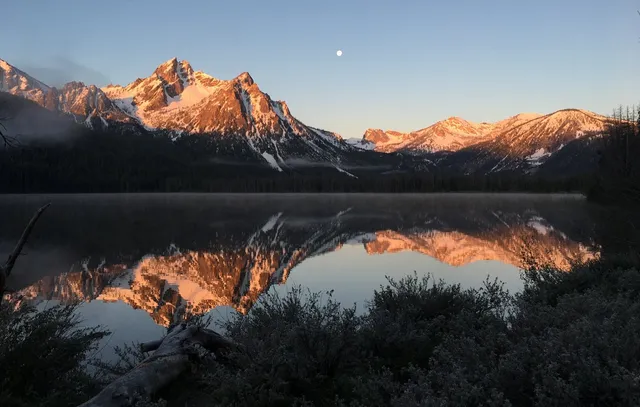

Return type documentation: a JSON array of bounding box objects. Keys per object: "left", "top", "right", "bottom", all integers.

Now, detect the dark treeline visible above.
[
  {"left": 588, "top": 105, "right": 640, "bottom": 206},
  {"left": 0, "top": 130, "right": 590, "bottom": 193},
  {"left": 586, "top": 106, "right": 640, "bottom": 266}
]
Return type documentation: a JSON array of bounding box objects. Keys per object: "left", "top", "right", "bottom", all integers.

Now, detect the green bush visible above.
[
  {"left": 199, "top": 287, "right": 364, "bottom": 406},
  {"left": 0, "top": 303, "right": 108, "bottom": 407}
]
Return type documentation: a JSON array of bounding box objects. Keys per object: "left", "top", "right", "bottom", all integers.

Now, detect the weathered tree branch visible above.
[
  {"left": 1, "top": 203, "right": 50, "bottom": 301},
  {"left": 0, "top": 111, "right": 18, "bottom": 148},
  {"left": 139, "top": 339, "right": 164, "bottom": 353},
  {"left": 79, "top": 324, "right": 242, "bottom": 407},
  {"left": 3, "top": 203, "right": 51, "bottom": 277}
]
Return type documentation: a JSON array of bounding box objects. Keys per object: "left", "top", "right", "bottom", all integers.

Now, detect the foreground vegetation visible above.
[
  {"left": 0, "top": 305, "right": 108, "bottom": 407},
  {"left": 4, "top": 257, "right": 640, "bottom": 407}
]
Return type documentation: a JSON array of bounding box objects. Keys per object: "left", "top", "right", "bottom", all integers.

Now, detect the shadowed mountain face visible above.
[{"left": 0, "top": 194, "right": 599, "bottom": 327}]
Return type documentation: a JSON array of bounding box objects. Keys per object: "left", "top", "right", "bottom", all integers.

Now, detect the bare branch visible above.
[
  {"left": 0, "top": 121, "right": 14, "bottom": 147},
  {"left": 2, "top": 203, "right": 51, "bottom": 277},
  {"left": 1, "top": 203, "right": 50, "bottom": 303},
  {"left": 139, "top": 339, "right": 163, "bottom": 353},
  {"left": 0, "top": 103, "right": 20, "bottom": 148}
]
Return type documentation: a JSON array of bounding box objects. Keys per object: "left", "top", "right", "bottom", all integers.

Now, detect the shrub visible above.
[
  {"left": 0, "top": 303, "right": 109, "bottom": 407},
  {"left": 200, "top": 287, "right": 364, "bottom": 406},
  {"left": 99, "top": 262, "right": 640, "bottom": 407}
]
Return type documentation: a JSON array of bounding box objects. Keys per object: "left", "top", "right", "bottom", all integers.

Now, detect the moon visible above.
[{"left": 336, "top": 50, "right": 343, "bottom": 57}]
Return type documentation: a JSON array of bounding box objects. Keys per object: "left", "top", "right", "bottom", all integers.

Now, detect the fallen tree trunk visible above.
[
  {"left": 79, "top": 324, "right": 242, "bottom": 407},
  {"left": 1, "top": 203, "right": 50, "bottom": 303}
]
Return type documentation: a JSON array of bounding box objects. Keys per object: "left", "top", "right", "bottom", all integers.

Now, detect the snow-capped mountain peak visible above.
[
  {"left": 361, "top": 116, "right": 496, "bottom": 153},
  {"left": 0, "top": 59, "right": 50, "bottom": 92},
  {"left": 101, "top": 58, "right": 295, "bottom": 136},
  {"left": 0, "top": 58, "right": 51, "bottom": 105},
  {"left": 0, "top": 56, "right": 618, "bottom": 177},
  {"left": 0, "top": 59, "right": 136, "bottom": 127},
  {"left": 434, "top": 108, "right": 613, "bottom": 174},
  {"left": 234, "top": 71, "right": 255, "bottom": 86},
  {"left": 0, "top": 56, "right": 358, "bottom": 175},
  {"left": 356, "top": 108, "right": 610, "bottom": 158},
  {"left": 100, "top": 58, "right": 355, "bottom": 172}
]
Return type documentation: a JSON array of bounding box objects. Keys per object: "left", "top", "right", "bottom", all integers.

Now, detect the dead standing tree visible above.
[
  {"left": 0, "top": 109, "right": 46, "bottom": 299},
  {"left": 0, "top": 104, "right": 18, "bottom": 148},
  {"left": 0, "top": 203, "right": 51, "bottom": 302}
]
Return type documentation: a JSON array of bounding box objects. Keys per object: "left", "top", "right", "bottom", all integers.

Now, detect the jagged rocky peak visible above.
[
  {"left": 59, "top": 82, "right": 107, "bottom": 115},
  {"left": 355, "top": 106, "right": 613, "bottom": 156},
  {"left": 422, "top": 116, "right": 494, "bottom": 136},
  {"left": 153, "top": 57, "right": 179, "bottom": 77},
  {"left": 442, "top": 116, "right": 467, "bottom": 124},
  {"left": 363, "top": 129, "right": 386, "bottom": 143},
  {"left": 0, "top": 57, "right": 348, "bottom": 162},
  {"left": 62, "top": 80, "right": 89, "bottom": 90},
  {"left": 234, "top": 71, "right": 255, "bottom": 87},
  {"left": 0, "top": 59, "right": 50, "bottom": 105},
  {"left": 152, "top": 57, "right": 197, "bottom": 94},
  {"left": 275, "top": 100, "right": 290, "bottom": 116},
  {"left": 363, "top": 128, "right": 407, "bottom": 144},
  {"left": 102, "top": 57, "right": 227, "bottom": 120},
  {"left": 0, "top": 60, "right": 130, "bottom": 125},
  {"left": 0, "top": 59, "right": 50, "bottom": 92}
]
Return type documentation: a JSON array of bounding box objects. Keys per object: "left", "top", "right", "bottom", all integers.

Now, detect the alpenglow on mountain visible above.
[
  {"left": 353, "top": 109, "right": 609, "bottom": 154},
  {"left": 0, "top": 57, "right": 614, "bottom": 176}
]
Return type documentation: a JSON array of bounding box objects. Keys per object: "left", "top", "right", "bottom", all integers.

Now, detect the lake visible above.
[{"left": 0, "top": 193, "right": 602, "bottom": 359}]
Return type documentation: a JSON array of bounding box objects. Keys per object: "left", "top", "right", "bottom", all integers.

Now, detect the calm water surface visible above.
[{"left": 0, "top": 193, "right": 602, "bottom": 359}]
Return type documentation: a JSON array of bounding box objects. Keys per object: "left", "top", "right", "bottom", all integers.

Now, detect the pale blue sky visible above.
[{"left": 1, "top": 0, "right": 638, "bottom": 138}]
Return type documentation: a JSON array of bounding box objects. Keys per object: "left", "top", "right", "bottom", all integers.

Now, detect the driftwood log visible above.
[
  {"left": 79, "top": 324, "right": 242, "bottom": 407},
  {"left": 0, "top": 203, "right": 50, "bottom": 303}
]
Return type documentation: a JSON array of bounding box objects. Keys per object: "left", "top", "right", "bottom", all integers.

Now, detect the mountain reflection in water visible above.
[{"left": 0, "top": 194, "right": 598, "bottom": 329}]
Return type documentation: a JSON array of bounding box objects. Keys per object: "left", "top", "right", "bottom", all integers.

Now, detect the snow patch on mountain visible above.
[
  {"left": 0, "top": 59, "right": 50, "bottom": 92},
  {"left": 165, "top": 83, "right": 216, "bottom": 111},
  {"left": 262, "top": 151, "right": 283, "bottom": 171},
  {"left": 345, "top": 233, "right": 377, "bottom": 245},
  {"left": 262, "top": 213, "right": 283, "bottom": 232},
  {"left": 527, "top": 217, "right": 553, "bottom": 236},
  {"left": 346, "top": 138, "right": 375, "bottom": 150},
  {"left": 335, "top": 166, "right": 357, "bottom": 178},
  {"left": 239, "top": 88, "right": 252, "bottom": 119},
  {"left": 526, "top": 148, "right": 551, "bottom": 166},
  {"left": 309, "top": 127, "right": 344, "bottom": 147}
]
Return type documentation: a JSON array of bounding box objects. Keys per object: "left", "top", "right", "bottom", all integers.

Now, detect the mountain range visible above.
[{"left": 0, "top": 57, "right": 614, "bottom": 177}]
